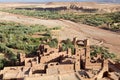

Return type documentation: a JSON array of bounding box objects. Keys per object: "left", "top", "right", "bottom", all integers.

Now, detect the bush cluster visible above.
[
  {"left": 0, "top": 21, "right": 60, "bottom": 68},
  {"left": 90, "top": 45, "right": 116, "bottom": 59}
]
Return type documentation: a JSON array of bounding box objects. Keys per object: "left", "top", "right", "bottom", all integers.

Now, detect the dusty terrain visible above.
[
  {"left": 0, "top": 2, "right": 120, "bottom": 12},
  {"left": 0, "top": 11, "right": 119, "bottom": 58}
]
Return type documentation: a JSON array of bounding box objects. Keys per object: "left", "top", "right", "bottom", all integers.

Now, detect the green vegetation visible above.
[
  {"left": 0, "top": 21, "right": 47, "bottom": 53},
  {"left": 0, "top": 21, "right": 60, "bottom": 69},
  {"left": 3, "top": 9, "right": 60, "bottom": 19},
  {"left": 48, "top": 38, "right": 58, "bottom": 48},
  {"left": 0, "top": 8, "right": 119, "bottom": 68},
  {"left": 61, "top": 39, "right": 75, "bottom": 54},
  {"left": 115, "top": 59, "right": 120, "bottom": 63},
  {"left": 0, "top": 59, "right": 4, "bottom": 69},
  {"left": 90, "top": 45, "right": 116, "bottom": 59},
  {"left": 0, "top": 20, "right": 116, "bottom": 68},
  {"left": 1, "top": 9, "right": 119, "bottom": 32}
]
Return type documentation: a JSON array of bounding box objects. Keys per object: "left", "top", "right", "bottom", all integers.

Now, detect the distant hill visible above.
[
  {"left": 0, "top": 0, "right": 120, "bottom": 3},
  {"left": 87, "top": 0, "right": 120, "bottom": 3}
]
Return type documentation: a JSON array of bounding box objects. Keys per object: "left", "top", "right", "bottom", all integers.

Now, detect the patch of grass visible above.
[
  {"left": 61, "top": 39, "right": 75, "bottom": 54},
  {"left": 0, "top": 21, "right": 62, "bottom": 68},
  {"left": 90, "top": 45, "right": 116, "bottom": 59},
  {"left": 0, "top": 21, "right": 60, "bottom": 59}
]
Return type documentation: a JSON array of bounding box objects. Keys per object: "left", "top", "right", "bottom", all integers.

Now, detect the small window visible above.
[
  {"left": 28, "top": 60, "right": 31, "bottom": 63},
  {"left": 33, "top": 58, "right": 37, "bottom": 61},
  {"left": 50, "top": 64, "right": 54, "bottom": 66}
]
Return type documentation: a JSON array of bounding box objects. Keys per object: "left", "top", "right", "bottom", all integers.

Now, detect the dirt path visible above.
[
  {"left": 60, "top": 20, "right": 120, "bottom": 55},
  {"left": 0, "top": 11, "right": 120, "bottom": 57}
]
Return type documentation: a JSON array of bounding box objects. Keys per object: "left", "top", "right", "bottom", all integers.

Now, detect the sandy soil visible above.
[{"left": 0, "top": 11, "right": 120, "bottom": 58}]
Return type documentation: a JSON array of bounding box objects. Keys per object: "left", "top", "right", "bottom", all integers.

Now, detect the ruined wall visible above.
[
  {"left": 85, "top": 63, "right": 102, "bottom": 70},
  {"left": 47, "top": 64, "right": 74, "bottom": 75},
  {"left": 25, "top": 57, "right": 38, "bottom": 67},
  {"left": 75, "top": 47, "right": 81, "bottom": 71},
  {"left": 40, "top": 53, "right": 60, "bottom": 63},
  {"left": 92, "top": 60, "right": 108, "bottom": 80},
  {"left": 32, "top": 64, "right": 46, "bottom": 74}
]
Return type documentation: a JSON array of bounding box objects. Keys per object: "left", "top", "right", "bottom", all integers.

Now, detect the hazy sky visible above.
[
  {"left": 0, "top": 0, "right": 119, "bottom": 3},
  {"left": 0, "top": 0, "right": 85, "bottom": 2}
]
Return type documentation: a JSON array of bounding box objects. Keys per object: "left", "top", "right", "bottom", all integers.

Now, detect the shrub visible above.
[
  {"left": 0, "top": 59, "right": 4, "bottom": 69},
  {"left": 61, "top": 39, "right": 75, "bottom": 54},
  {"left": 90, "top": 45, "right": 116, "bottom": 59},
  {"left": 48, "top": 38, "right": 58, "bottom": 48}
]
